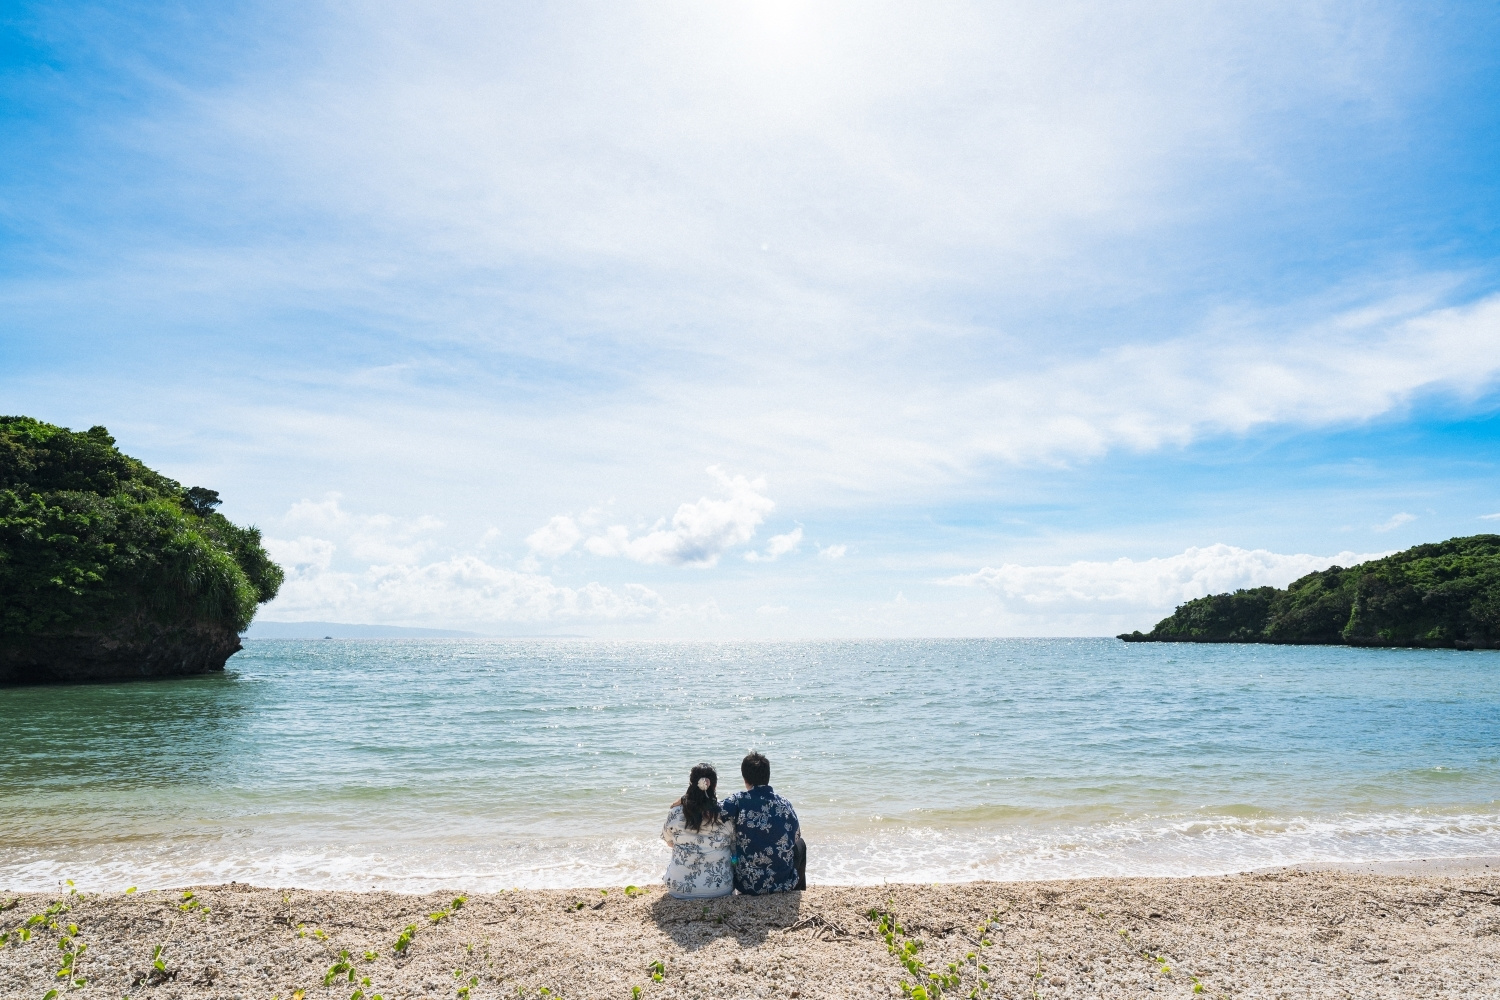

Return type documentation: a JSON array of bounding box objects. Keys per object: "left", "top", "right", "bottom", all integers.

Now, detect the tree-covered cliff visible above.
[
  {"left": 1120, "top": 535, "right": 1500, "bottom": 648},
  {"left": 0, "top": 417, "right": 283, "bottom": 683}
]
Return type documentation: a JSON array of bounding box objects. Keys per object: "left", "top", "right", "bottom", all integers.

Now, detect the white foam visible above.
[{"left": 6, "top": 810, "right": 1498, "bottom": 892}]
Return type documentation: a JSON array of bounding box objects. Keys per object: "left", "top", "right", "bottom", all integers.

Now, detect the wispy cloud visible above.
[
  {"left": 1374, "top": 512, "right": 1416, "bottom": 533},
  {"left": 818, "top": 544, "right": 847, "bottom": 560},
  {"left": 944, "top": 544, "right": 1387, "bottom": 613},
  {"left": 746, "top": 527, "right": 802, "bottom": 562},
  {"left": 1481, "top": 513, "right": 1500, "bottom": 521},
  {"left": 525, "top": 515, "right": 583, "bottom": 560}
]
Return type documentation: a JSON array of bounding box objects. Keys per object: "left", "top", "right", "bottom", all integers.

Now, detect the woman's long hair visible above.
[{"left": 682, "top": 762, "right": 722, "bottom": 831}]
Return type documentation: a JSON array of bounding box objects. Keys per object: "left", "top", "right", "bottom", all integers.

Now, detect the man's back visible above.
[{"left": 720, "top": 784, "right": 800, "bottom": 894}]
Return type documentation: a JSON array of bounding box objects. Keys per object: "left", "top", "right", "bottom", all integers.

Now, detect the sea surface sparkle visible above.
[{"left": 2, "top": 638, "right": 1497, "bottom": 891}]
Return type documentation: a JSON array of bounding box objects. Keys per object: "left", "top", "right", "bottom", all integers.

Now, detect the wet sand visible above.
[{"left": 3, "top": 866, "right": 1499, "bottom": 998}]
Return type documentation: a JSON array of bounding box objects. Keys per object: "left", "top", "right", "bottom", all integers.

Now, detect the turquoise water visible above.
[{"left": 2, "top": 638, "right": 1498, "bottom": 891}]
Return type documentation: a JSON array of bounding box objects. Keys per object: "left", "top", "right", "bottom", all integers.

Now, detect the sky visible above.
[{"left": 3, "top": 1, "right": 1499, "bottom": 637}]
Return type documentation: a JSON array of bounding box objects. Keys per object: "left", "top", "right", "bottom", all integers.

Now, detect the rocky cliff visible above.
[{"left": 0, "top": 417, "right": 282, "bottom": 684}]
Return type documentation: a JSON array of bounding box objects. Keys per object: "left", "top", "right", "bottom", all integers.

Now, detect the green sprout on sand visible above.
[
  {"left": 54, "top": 919, "right": 89, "bottom": 988},
  {"left": 178, "top": 890, "right": 211, "bottom": 917},
  {"left": 324, "top": 949, "right": 358, "bottom": 987},
  {"left": 866, "top": 904, "right": 1000, "bottom": 1000},
  {"left": 393, "top": 923, "right": 418, "bottom": 954},
  {"left": 430, "top": 896, "right": 468, "bottom": 923},
  {"left": 649, "top": 959, "right": 665, "bottom": 982},
  {"left": 454, "top": 966, "right": 480, "bottom": 998}
]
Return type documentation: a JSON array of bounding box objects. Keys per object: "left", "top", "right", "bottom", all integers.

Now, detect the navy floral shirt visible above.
[{"left": 720, "top": 784, "right": 800, "bottom": 894}]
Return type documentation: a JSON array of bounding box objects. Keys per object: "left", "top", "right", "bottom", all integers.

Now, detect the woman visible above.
[{"left": 660, "top": 762, "right": 734, "bottom": 899}]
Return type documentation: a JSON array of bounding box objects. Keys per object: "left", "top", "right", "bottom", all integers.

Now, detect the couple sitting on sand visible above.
[{"left": 660, "top": 751, "right": 807, "bottom": 900}]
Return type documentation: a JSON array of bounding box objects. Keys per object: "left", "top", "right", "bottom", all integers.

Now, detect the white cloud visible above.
[
  {"left": 746, "top": 527, "right": 802, "bottom": 562},
  {"left": 526, "top": 515, "right": 583, "bottom": 558},
  {"left": 825, "top": 289, "right": 1500, "bottom": 477},
  {"left": 267, "top": 556, "right": 667, "bottom": 625},
  {"left": 945, "top": 544, "right": 1388, "bottom": 613},
  {"left": 262, "top": 535, "right": 334, "bottom": 572},
  {"left": 818, "top": 544, "right": 848, "bottom": 560},
  {"left": 1480, "top": 513, "right": 1500, "bottom": 521},
  {"left": 261, "top": 497, "right": 681, "bottom": 627},
  {"left": 1374, "top": 512, "right": 1416, "bottom": 532},
  {"left": 757, "top": 605, "right": 790, "bottom": 616},
  {"left": 584, "top": 467, "right": 774, "bottom": 567},
  {"left": 280, "top": 494, "right": 442, "bottom": 565}
]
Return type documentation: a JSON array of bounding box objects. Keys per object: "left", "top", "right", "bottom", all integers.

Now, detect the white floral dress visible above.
[{"left": 660, "top": 804, "right": 734, "bottom": 899}]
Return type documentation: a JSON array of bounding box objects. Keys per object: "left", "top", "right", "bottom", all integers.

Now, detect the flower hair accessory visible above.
[{"left": 697, "top": 777, "right": 711, "bottom": 791}]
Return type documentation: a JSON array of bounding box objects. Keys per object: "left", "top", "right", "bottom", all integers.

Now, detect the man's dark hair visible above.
[{"left": 741, "top": 751, "right": 771, "bottom": 787}]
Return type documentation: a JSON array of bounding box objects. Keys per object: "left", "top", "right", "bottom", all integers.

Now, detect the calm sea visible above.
[{"left": 2, "top": 638, "right": 1497, "bottom": 891}]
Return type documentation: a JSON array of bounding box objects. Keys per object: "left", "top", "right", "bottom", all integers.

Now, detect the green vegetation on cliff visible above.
[
  {"left": 0, "top": 417, "right": 282, "bottom": 679},
  {"left": 1121, "top": 535, "right": 1500, "bottom": 647}
]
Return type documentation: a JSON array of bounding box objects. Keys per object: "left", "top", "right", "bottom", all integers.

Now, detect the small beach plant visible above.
[
  {"left": 54, "top": 919, "right": 88, "bottom": 988},
  {"left": 393, "top": 923, "right": 418, "bottom": 954},
  {"left": 324, "top": 949, "right": 358, "bottom": 986},
  {"left": 178, "top": 890, "right": 211, "bottom": 917},
  {"left": 150, "top": 943, "right": 169, "bottom": 981},
  {"left": 866, "top": 904, "right": 1000, "bottom": 999},
  {"left": 430, "top": 896, "right": 468, "bottom": 923}
]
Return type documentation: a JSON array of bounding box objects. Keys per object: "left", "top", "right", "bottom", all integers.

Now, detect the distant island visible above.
[
  {"left": 0, "top": 416, "right": 283, "bottom": 684},
  {"left": 1121, "top": 534, "right": 1500, "bottom": 648}
]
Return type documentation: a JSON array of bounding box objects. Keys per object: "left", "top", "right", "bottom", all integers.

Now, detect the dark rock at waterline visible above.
[
  {"left": 0, "top": 621, "right": 244, "bottom": 685},
  {"left": 1117, "top": 629, "right": 1496, "bottom": 649}
]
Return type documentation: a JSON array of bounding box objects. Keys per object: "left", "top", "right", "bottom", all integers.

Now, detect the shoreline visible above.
[
  {"left": 5, "top": 865, "right": 1498, "bottom": 997},
  {"left": 7, "top": 854, "right": 1498, "bottom": 898}
]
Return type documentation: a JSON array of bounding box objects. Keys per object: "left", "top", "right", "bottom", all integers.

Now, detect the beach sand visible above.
[{"left": 4, "top": 865, "right": 1499, "bottom": 998}]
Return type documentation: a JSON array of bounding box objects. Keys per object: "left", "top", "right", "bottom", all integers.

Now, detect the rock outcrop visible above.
[
  {"left": 1120, "top": 534, "right": 1500, "bottom": 648},
  {"left": 0, "top": 417, "right": 282, "bottom": 684}
]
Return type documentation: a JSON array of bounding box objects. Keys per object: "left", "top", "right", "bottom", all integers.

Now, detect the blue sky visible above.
[{"left": 3, "top": 1, "right": 1499, "bottom": 636}]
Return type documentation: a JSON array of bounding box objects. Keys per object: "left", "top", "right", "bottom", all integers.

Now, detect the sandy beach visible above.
[{"left": 4, "top": 863, "right": 1499, "bottom": 999}]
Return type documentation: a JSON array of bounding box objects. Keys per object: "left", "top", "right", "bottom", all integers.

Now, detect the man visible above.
[{"left": 719, "top": 751, "right": 807, "bottom": 894}]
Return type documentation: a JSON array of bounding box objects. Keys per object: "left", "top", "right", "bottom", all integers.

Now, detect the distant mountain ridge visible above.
[{"left": 1121, "top": 534, "right": 1500, "bottom": 649}]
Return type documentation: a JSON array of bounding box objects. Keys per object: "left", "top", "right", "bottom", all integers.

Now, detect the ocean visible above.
[{"left": 2, "top": 638, "right": 1497, "bottom": 892}]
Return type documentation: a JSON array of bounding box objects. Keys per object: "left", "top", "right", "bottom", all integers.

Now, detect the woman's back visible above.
[{"left": 661, "top": 805, "right": 734, "bottom": 899}]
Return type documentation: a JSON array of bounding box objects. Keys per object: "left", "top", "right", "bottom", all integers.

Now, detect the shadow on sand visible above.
[{"left": 648, "top": 890, "right": 805, "bottom": 951}]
